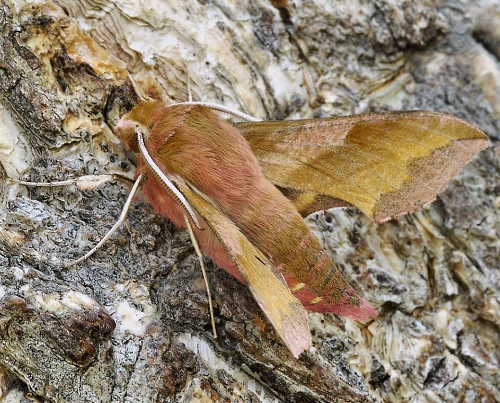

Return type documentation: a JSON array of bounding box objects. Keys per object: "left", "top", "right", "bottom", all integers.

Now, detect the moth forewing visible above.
[
  {"left": 235, "top": 111, "right": 489, "bottom": 222},
  {"left": 174, "top": 179, "right": 312, "bottom": 358}
]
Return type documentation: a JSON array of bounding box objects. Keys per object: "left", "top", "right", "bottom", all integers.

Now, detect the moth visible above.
[{"left": 110, "top": 100, "right": 488, "bottom": 358}]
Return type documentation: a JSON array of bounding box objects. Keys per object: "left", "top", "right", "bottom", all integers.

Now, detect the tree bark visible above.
[{"left": 0, "top": 0, "right": 499, "bottom": 402}]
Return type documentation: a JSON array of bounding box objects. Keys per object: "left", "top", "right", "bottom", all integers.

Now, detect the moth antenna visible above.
[
  {"left": 184, "top": 215, "right": 217, "bottom": 339},
  {"left": 186, "top": 65, "right": 193, "bottom": 103},
  {"left": 136, "top": 130, "right": 201, "bottom": 229},
  {"left": 66, "top": 174, "right": 144, "bottom": 267},
  {"left": 177, "top": 64, "right": 256, "bottom": 122},
  {"left": 127, "top": 72, "right": 151, "bottom": 102},
  {"left": 175, "top": 102, "right": 260, "bottom": 122}
]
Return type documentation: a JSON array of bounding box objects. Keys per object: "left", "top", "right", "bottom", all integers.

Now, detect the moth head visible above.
[{"left": 114, "top": 100, "right": 164, "bottom": 153}]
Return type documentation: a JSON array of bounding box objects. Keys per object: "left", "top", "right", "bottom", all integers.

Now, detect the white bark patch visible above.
[
  {"left": 12, "top": 267, "right": 24, "bottom": 281},
  {"left": 30, "top": 290, "right": 100, "bottom": 313},
  {"left": 0, "top": 104, "right": 33, "bottom": 178},
  {"left": 176, "top": 333, "right": 280, "bottom": 402},
  {"left": 114, "top": 300, "right": 149, "bottom": 337},
  {"left": 111, "top": 281, "right": 157, "bottom": 338},
  {"left": 434, "top": 303, "right": 463, "bottom": 350}
]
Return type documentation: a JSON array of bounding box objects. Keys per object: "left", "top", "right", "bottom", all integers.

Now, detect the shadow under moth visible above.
[{"left": 15, "top": 99, "right": 489, "bottom": 358}]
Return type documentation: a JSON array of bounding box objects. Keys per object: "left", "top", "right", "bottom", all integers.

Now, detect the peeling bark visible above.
[{"left": 0, "top": 0, "right": 499, "bottom": 402}]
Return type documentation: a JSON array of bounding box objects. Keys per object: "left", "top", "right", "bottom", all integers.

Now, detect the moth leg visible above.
[
  {"left": 10, "top": 173, "right": 135, "bottom": 192},
  {"left": 183, "top": 215, "right": 217, "bottom": 339},
  {"left": 66, "top": 174, "right": 144, "bottom": 267}
]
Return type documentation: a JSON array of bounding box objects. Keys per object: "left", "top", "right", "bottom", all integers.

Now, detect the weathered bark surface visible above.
[{"left": 0, "top": 0, "right": 499, "bottom": 402}]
